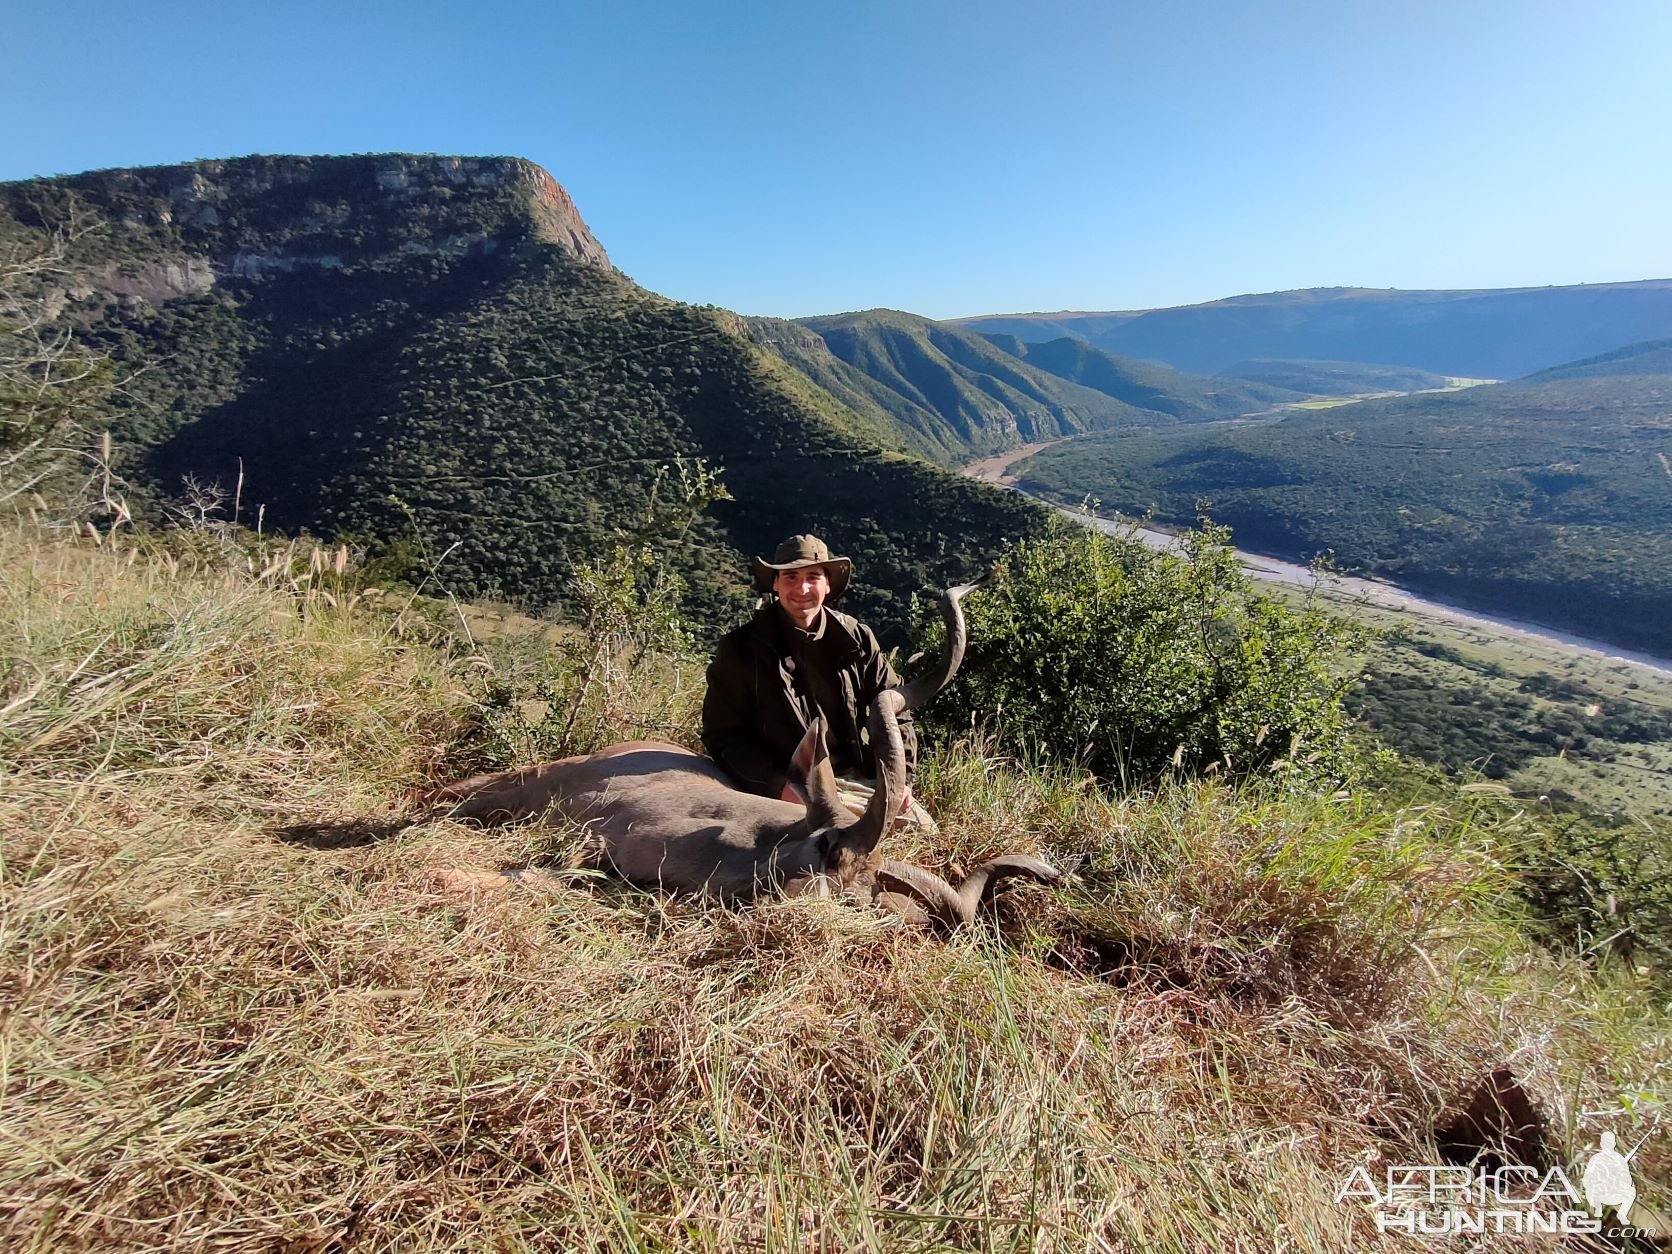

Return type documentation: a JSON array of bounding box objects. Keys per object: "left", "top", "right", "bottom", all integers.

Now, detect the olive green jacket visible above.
[{"left": 701, "top": 604, "right": 916, "bottom": 798}]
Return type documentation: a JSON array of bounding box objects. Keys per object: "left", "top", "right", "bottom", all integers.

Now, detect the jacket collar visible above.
[{"left": 748, "top": 602, "right": 863, "bottom": 664}]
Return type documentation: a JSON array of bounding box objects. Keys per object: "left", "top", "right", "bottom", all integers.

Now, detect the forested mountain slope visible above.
[
  {"left": 951, "top": 280, "right": 1672, "bottom": 378},
  {"left": 976, "top": 333, "right": 1303, "bottom": 417},
  {"left": 753, "top": 312, "right": 1304, "bottom": 466},
  {"left": 1011, "top": 375, "right": 1672, "bottom": 654},
  {"left": 750, "top": 309, "right": 1149, "bottom": 463},
  {"left": 1524, "top": 336, "right": 1672, "bottom": 383},
  {"left": 1, "top": 155, "right": 1045, "bottom": 636},
  {"left": 741, "top": 316, "right": 977, "bottom": 463}
]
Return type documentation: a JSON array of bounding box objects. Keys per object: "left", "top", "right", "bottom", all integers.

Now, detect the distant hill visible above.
[
  {"left": 752, "top": 309, "right": 1150, "bottom": 463},
  {"left": 1, "top": 155, "right": 1046, "bottom": 637},
  {"left": 978, "top": 335, "right": 1303, "bottom": 419},
  {"left": 949, "top": 310, "right": 1147, "bottom": 344},
  {"left": 1010, "top": 375, "right": 1672, "bottom": 654},
  {"left": 950, "top": 281, "right": 1672, "bottom": 378},
  {"left": 1215, "top": 358, "right": 1455, "bottom": 396},
  {"left": 1523, "top": 336, "right": 1672, "bottom": 383}
]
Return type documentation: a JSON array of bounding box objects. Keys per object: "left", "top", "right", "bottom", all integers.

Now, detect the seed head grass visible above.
[{"left": 2, "top": 525, "right": 1666, "bottom": 1250}]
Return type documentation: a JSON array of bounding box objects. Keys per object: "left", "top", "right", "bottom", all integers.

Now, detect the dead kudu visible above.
[{"left": 427, "top": 586, "right": 1063, "bottom": 930}]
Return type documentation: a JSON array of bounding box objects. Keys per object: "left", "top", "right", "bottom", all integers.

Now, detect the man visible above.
[{"left": 702, "top": 534, "right": 931, "bottom": 827}]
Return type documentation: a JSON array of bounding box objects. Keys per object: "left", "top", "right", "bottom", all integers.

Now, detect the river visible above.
[{"left": 963, "top": 441, "right": 1672, "bottom": 681}]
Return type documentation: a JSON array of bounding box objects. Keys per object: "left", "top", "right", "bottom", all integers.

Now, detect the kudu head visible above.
[{"left": 773, "top": 583, "right": 978, "bottom": 885}]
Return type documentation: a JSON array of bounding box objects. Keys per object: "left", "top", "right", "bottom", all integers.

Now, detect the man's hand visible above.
[{"left": 899, "top": 783, "right": 913, "bottom": 815}]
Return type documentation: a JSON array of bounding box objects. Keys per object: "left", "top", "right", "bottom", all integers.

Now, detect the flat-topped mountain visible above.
[
  {"left": 951, "top": 280, "right": 1672, "bottom": 378},
  {"left": 1, "top": 155, "right": 1043, "bottom": 635},
  {"left": 17, "top": 154, "right": 612, "bottom": 284}
]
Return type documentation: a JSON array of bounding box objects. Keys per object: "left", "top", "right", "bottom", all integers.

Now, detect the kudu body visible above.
[{"left": 428, "top": 586, "right": 1062, "bottom": 928}]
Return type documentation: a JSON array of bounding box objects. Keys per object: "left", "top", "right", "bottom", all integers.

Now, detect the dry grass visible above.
[{"left": 2, "top": 524, "right": 1667, "bottom": 1251}]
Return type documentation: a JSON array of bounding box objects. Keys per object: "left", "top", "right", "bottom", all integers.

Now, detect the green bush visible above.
[
  {"left": 923, "top": 516, "right": 1366, "bottom": 788},
  {"left": 1514, "top": 811, "right": 1672, "bottom": 973}
]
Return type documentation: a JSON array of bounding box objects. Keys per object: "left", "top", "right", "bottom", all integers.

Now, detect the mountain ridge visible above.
[
  {"left": 955, "top": 279, "right": 1672, "bottom": 322},
  {"left": 2, "top": 154, "right": 1044, "bottom": 638},
  {"left": 1523, "top": 335, "right": 1672, "bottom": 383},
  {"left": 976, "top": 333, "right": 1305, "bottom": 417},
  {"left": 11, "top": 153, "right": 614, "bottom": 279},
  {"left": 749, "top": 308, "right": 1152, "bottom": 463},
  {"left": 948, "top": 280, "right": 1672, "bottom": 377}
]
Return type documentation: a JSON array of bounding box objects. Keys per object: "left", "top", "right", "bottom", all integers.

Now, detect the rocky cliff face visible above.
[
  {"left": 3, "top": 153, "right": 611, "bottom": 305},
  {"left": 515, "top": 162, "right": 611, "bottom": 264}
]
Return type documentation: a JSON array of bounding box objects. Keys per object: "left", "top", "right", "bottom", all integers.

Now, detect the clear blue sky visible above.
[{"left": 6, "top": 0, "right": 1670, "bottom": 319}]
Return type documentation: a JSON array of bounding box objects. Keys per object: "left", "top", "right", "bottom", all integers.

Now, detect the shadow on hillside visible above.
[
  {"left": 1432, "top": 1066, "right": 1549, "bottom": 1172},
  {"left": 271, "top": 817, "right": 415, "bottom": 850}
]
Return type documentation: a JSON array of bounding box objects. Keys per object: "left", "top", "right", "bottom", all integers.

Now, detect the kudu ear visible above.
[{"left": 787, "top": 718, "right": 846, "bottom": 829}]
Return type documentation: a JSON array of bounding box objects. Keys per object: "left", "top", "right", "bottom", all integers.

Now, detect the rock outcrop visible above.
[{"left": 2, "top": 153, "right": 611, "bottom": 308}]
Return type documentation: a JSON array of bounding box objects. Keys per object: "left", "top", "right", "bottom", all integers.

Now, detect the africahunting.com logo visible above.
[{"left": 1335, "top": 1132, "right": 1649, "bottom": 1238}]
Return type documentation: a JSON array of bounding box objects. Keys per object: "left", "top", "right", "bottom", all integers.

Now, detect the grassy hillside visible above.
[
  {"left": 3, "top": 519, "right": 1666, "bottom": 1250},
  {"left": 949, "top": 280, "right": 1672, "bottom": 377},
  {"left": 1, "top": 157, "right": 1047, "bottom": 639},
  {"left": 1251, "top": 580, "right": 1672, "bottom": 821},
  {"left": 1216, "top": 358, "right": 1455, "bottom": 396},
  {"left": 1012, "top": 376, "right": 1672, "bottom": 655},
  {"left": 1525, "top": 336, "right": 1672, "bottom": 383},
  {"left": 978, "top": 334, "right": 1302, "bottom": 418}
]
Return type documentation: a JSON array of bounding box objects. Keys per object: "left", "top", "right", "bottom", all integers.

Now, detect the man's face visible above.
[{"left": 774, "top": 566, "right": 830, "bottom": 628}]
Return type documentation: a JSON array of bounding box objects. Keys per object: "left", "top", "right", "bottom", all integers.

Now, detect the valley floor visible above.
[
  {"left": 963, "top": 450, "right": 1672, "bottom": 819},
  {"left": 964, "top": 444, "right": 1672, "bottom": 676}
]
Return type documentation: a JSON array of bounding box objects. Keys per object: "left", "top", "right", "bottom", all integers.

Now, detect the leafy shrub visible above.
[
  {"left": 1514, "top": 811, "right": 1672, "bottom": 974},
  {"left": 1, "top": 221, "right": 117, "bottom": 504},
  {"left": 441, "top": 542, "right": 704, "bottom": 779},
  {"left": 922, "top": 517, "right": 1365, "bottom": 788}
]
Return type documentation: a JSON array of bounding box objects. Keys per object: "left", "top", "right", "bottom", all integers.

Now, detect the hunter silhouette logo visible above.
[
  {"left": 1581, "top": 1131, "right": 1639, "bottom": 1223},
  {"left": 1335, "top": 1125, "right": 1656, "bottom": 1237}
]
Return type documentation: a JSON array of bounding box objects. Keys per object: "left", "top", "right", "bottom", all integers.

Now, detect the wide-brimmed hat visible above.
[{"left": 750, "top": 533, "right": 852, "bottom": 599}]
